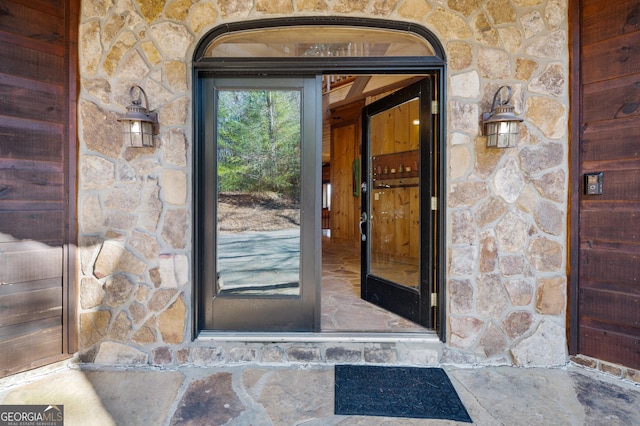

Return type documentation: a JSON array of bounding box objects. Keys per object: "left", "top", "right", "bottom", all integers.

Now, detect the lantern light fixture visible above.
[
  {"left": 118, "top": 85, "right": 158, "bottom": 148},
  {"left": 482, "top": 86, "right": 523, "bottom": 148}
]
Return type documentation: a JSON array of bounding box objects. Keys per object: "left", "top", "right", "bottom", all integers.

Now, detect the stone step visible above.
[{"left": 175, "top": 334, "right": 445, "bottom": 366}]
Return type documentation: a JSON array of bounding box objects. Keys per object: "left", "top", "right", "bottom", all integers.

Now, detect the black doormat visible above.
[{"left": 335, "top": 365, "right": 472, "bottom": 422}]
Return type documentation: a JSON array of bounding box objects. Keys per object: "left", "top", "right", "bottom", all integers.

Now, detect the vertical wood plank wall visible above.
[
  {"left": 0, "top": 0, "right": 76, "bottom": 377},
  {"left": 330, "top": 124, "right": 359, "bottom": 242},
  {"left": 577, "top": 0, "right": 640, "bottom": 369},
  {"left": 329, "top": 101, "right": 364, "bottom": 244},
  {"left": 329, "top": 97, "right": 420, "bottom": 258},
  {"left": 369, "top": 99, "right": 420, "bottom": 262}
]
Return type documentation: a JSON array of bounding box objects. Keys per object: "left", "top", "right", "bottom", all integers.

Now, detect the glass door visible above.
[
  {"left": 199, "top": 76, "right": 321, "bottom": 331},
  {"left": 360, "top": 78, "right": 433, "bottom": 327}
]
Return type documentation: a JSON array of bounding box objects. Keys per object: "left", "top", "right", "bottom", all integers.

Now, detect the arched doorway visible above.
[{"left": 193, "top": 18, "right": 447, "bottom": 339}]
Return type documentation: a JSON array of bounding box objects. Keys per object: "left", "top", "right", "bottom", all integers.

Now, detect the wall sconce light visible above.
[
  {"left": 118, "top": 85, "right": 158, "bottom": 147},
  {"left": 482, "top": 86, "right": 523, "bottom": 148}
]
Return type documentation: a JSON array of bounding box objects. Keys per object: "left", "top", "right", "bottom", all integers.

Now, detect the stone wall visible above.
[{"left": 77, "top": 0, "right": 569, "bottom": 367}]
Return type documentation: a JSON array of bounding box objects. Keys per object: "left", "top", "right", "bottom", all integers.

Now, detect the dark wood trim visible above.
[
  {"left": 568, "top": 0, "right": 581, "bottom": 356},
  {"left": 65, "top": 0, "right": 80, "bottom": 354}
]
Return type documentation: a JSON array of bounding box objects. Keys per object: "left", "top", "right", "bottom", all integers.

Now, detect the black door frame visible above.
[
  {"left": 199, "top": 76, "right": 321, "bottom": 332},
  {"left": 193, "top": 17, "right": 448, "bottom": 341},
  {"left": 360, "top": 78, "right": 435, "bottom": 328}
]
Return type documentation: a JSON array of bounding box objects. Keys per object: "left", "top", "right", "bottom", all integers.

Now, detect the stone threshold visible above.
[
  {"left": 197, "top": 331, "right": 441, "bottom": 343},
  {"left": 188, "top": 331, "right": 444, "bottom": 366}
]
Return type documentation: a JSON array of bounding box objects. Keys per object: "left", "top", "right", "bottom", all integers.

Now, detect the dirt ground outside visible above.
[{"left": 217, "top": 192, "right": 300, "bottom": 232}]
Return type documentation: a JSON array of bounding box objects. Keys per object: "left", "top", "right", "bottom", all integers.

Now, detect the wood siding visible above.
[
  {"left": 0, "top": 0, "right": 77, "bottom": 377},
  {"left": 575, "top": 0, "right": 640, "bottom": 369}
]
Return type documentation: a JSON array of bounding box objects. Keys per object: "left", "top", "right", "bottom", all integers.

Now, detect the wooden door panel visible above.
[
  {"left": 0, "top": 281, "right": 62, "bottom": 327},
  {"left": 582, "top": 74, "right": 640, "bottom": 123},
  {"left": 580, "top": 210, "right": 640, "bottom": 243},
  {"left": 0, "top": 211, "right": 64, "bottom": 243},
  {"left": 579, "top": 248, "right": 640, "bottom": 285},
  {"left": 0, "top": 170, "right": 64, "bottom": 203},
  {"left": 0, "top": 317, "right": 62, "bottom": 377},
  {"left": 579, "top": 325, "right": 640, "bottom": 369},
  {"left": 581, "top": 30, "right": 640, "bottom": 84},
  {"left": 0, "top": 122, "right": 64, "bottom": 163},
  {"left": 0, "top": 244, "right": 63, "bottom": 284},
  {"left": 0, "top": 41, "right": 64, "bottom": 84},
  {"left": 580, "top": 169, "right": 640, "bottom": 200},
  {"left": 0, "top": 0, "right": 64, "bottom": 44},
  {"left": 581, "top": 0, "right": 640, "bottom": 46},
  {"left": 0, "top": 80, "right": 65, "bottom": 123},
  {"left": 581, "top": 117, "right": 640, "bottom": 162},
  {"left": 580, "top": 287, "right": 640, "bottom": 328},
  {"left": 0, "top": 0, "right": 77, "bottom": 377}
]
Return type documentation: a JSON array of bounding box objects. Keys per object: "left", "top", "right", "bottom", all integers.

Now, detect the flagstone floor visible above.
[
  {"left": 2, "top": 239, "right": 640, "bottom": 425},
  {"left": 2, "top": 362, "right": 639, "bottom": 425},
  {"left": 321, "top": 237, "right": 427, "bottom": 333}
]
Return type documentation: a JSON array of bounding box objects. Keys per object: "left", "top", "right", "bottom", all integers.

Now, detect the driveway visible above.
[{"left": 217, "top": 228, "right": 300, "bottom": 294}]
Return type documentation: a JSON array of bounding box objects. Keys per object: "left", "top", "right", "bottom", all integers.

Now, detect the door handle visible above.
[{"left": 359, "top": 212, "right": 367, "bottom": 241}]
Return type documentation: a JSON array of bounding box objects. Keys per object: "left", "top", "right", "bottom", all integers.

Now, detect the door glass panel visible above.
[
  {"left": 216, "top": 89, "right": 302, "bottom": 296},
  {"left": 369, "top": 98, "right": 420, "bottom": 289}
]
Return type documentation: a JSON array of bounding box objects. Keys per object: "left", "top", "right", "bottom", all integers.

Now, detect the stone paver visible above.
[
  {"left": 1, "top": 364, "right": 639, "bottom": 426},
  {"left": 1, "top": 369, "right": 184, "bottom": 426},
  {"left": 170, "top": 372, "right": 243, "bottom": 425}
]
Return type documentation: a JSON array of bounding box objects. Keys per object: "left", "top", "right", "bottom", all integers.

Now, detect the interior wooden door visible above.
[
  {"left": 360, "top": 78, "right": 434, "bottom": 327},
  {"left": 573, "top": 0, "right": 640, "bottom": 369},
  {"left": 0, "top": 0, "right": 77, "bottom": 377}
]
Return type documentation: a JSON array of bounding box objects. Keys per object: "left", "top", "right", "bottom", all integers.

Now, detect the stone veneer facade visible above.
[{"left": 77, "top": 0, "right": 570, "bottom": 367}]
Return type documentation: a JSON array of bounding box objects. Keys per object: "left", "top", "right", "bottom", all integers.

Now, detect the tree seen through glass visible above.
[
  {"left": 216, "top": 89, "right": 302, "bottom": 296},
  {"left": 217, "top": 89, "right": 301, "bottom": 201}
]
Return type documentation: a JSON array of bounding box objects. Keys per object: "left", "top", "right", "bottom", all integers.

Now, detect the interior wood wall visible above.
[
  {"left": 0, "top": 0, "right": 77, "bottom": 377},
  {"left": 575, "top": 0, "right": 640, "bottom": 370},
  {"left": 329, "top": 96, "right": 421, "bottom": 262},
  {"left": 330, "top": 123, "right": 359, "bottom": 242},
  {"left": 330, "top": 102, "right": 363, "bottom": 244},
  {"left": 369, "top": 99, "right": 420, "bottom": 261}
]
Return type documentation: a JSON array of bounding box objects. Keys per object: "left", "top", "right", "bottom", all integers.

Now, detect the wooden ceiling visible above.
[{"left": 322, "top": 74, "right": 424, "bottom": 163}]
